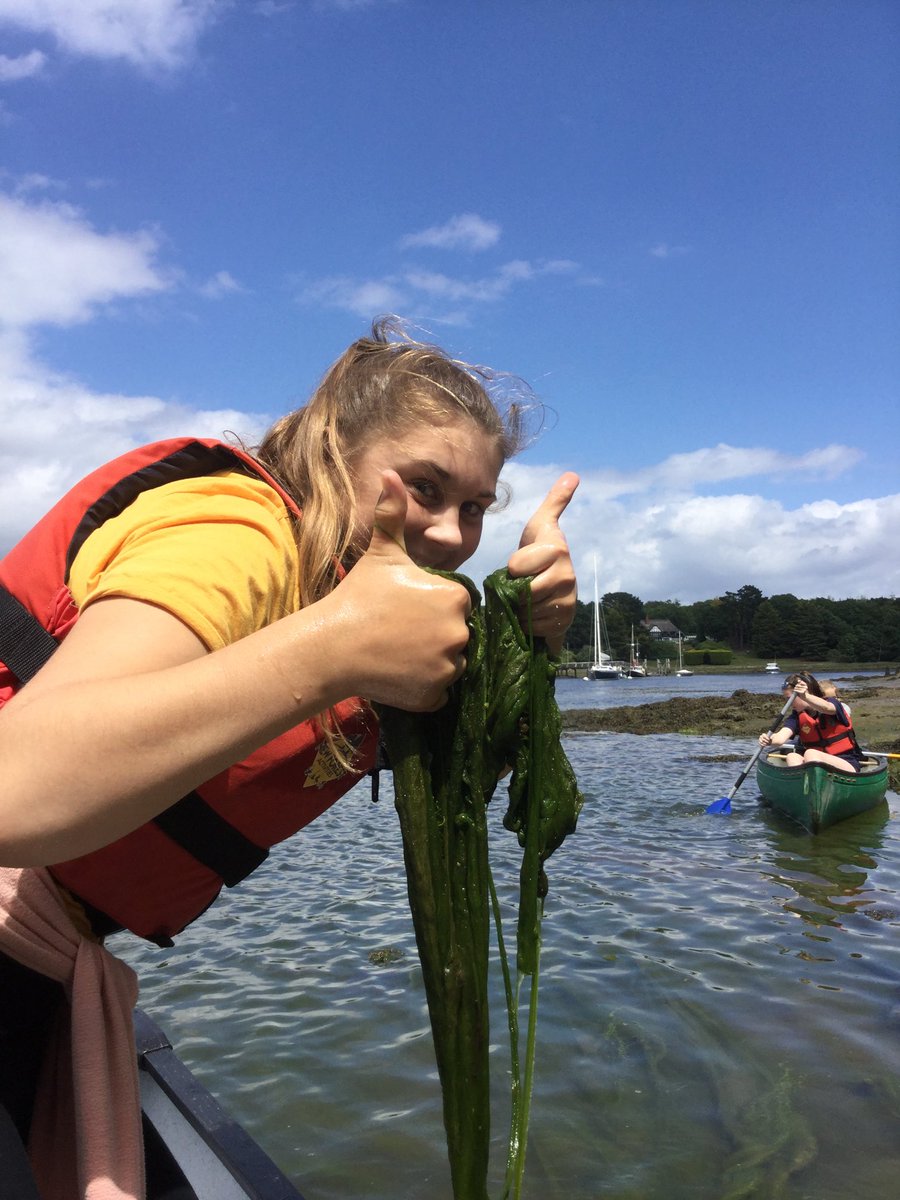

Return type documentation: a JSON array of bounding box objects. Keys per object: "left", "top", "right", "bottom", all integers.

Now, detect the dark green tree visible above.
[
  {"left": 564, "top": 599, "right": 593, "bottom": 658},
  {"left": 750, "top": 600, "right": 781, "bottom": 658},
  {"left": 603, "top": 606, "right": 629, "bottom": 660},
  {"left": 767, "top": 594, "right": 803, "bottom": 657}
]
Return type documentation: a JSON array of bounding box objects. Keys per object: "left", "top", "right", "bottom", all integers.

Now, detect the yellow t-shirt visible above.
[{"left": 67, "top": 470, "right": 301, "bottom": 650}]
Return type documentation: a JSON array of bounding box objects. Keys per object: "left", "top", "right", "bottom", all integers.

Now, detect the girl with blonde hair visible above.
[{"left": 0, "top": 319, "right": 578, "bottom": 1198}]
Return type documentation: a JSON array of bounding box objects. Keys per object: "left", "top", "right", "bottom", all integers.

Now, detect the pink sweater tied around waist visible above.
[{"left": 0, "top": 867, "right": 143, "bottom": 1200}]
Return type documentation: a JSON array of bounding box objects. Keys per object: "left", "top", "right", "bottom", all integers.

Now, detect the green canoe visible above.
[{"left": 756, "top": 747, "right": 889, "bottom": 833}]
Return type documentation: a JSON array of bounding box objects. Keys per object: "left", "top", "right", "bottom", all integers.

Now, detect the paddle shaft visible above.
[{"left": 724, "top": 690, "right": 798, "bottom": 802}]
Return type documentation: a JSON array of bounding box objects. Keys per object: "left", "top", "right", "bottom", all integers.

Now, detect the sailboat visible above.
[
  {"left": 588, "top": 560, "right": 622, "bottom": 680},
  {"left": 674, "top": 632, "right": 693, "bottom": 677},
  {"left": 625, "top": 625, "right": 646, "bottom": 677}
]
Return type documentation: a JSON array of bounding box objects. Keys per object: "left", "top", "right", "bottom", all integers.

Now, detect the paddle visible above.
[{"left": 706, "top": 690, "right": 798, "bottom": 814}]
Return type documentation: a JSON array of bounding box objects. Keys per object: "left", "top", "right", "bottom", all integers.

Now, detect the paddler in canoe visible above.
[
  {"left": 758, "top": 671, "right": 864, "bottom": 773},
  {"left": 0, "top": 318, "right": 578, "bottom": 1200}
]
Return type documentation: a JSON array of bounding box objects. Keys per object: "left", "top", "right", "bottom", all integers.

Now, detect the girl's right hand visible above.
[{"left": 325, "top": 471, "right": 472, "bottom": 712}]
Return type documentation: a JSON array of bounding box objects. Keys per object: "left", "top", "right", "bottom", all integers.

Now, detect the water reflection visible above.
[
  {"left": 757, "top": 803, "right": 892, "bottom": 927},
  {"left": 118, "top": 731, "right": 900, "bottom": 1200}
]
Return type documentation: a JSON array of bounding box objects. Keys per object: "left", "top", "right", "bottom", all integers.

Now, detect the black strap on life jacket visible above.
[
  {"left": 64, "top": 441, "right": 245, "bottom": 579},
  {"left": 0, "top": 584, "right": 60, "bottom": 687},
  {"left": 153, "top": 792, "right": 269, "bottom": 886},
  {"left": 368, "top": 734, "right": 391, "bottom": 803},
  {"left": 0, "top": 440, "right": 273, "bottom": 895}
]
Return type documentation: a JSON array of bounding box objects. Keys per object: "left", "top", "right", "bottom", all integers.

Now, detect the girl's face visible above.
[{"left": 348, "top": 417, "right": 503, "bottom": 572}]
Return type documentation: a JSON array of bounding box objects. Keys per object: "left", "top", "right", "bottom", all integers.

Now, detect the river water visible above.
[{"left": 117, "top": 674, "right": 900, "bottom": 1199}]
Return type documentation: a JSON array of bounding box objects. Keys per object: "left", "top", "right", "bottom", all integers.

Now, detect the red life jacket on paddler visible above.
[
  {"left": 796, "top": 707, "right": 858, "bottom": 757},
  {"left": 0, "top": 438, "right": 378, "bottom": 946}
]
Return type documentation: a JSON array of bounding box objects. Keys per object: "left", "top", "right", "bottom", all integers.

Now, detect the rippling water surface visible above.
[{"left": 117, "top": 681, "right": 900, "bottom": 1199}]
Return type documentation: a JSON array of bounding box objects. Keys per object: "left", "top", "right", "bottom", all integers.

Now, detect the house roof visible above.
[{"left": 641, "top": 617, "right": 681, "bottom": 635}]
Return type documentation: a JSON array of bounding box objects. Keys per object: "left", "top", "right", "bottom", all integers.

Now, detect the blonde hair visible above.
[
  {"left": 252, "top": 318, "right": 535, "bottom": 766},
  {"left": 255, "top": 317, "right": 531, "bottom": 609}
]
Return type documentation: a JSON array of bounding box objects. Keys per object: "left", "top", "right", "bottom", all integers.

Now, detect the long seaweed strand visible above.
[
  {"left": 383, "top": 573, "right": 492, "bottom": 1199},
  {"left": 380, "top": 568, "right": 583, "bottom": 1199},
  {"left": 483, "top": 572, "right": 565, "bottom": 1200}
]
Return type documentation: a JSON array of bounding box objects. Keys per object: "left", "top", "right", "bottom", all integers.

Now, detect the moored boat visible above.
[
  {"left": 587, "top": 557, "right": 623, "bottom": 679},
  {"left": 136, "top": 1008, "right": 306, "bottom": 1200},
  {"left": 625, "top": 625, "right": 646, "bottom": 677},
  {"left": 674, "top": 632, "right": 692, "bottom": 677},
  {"left": 756, "top": 747, "right": 889, "bottom": 833},
  {"left": 764, "top": 661, "right": 780, "bottom": 674}
]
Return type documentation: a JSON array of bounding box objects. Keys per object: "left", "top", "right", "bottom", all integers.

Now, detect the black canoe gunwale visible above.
[{"left": 136, "top": 1008, "right": 306, "bottom": 1200}]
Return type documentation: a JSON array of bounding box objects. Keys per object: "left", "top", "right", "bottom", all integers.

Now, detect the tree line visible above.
[{"left": 565, "top": 584, "right": 900, "bottom": 664}]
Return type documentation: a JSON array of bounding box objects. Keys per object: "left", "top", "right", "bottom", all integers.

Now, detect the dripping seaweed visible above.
[{"left": 379, "top": 568, "right": 584, "bottom": 1198}]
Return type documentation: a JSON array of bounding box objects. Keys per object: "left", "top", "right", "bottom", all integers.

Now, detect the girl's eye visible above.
[
  {"left": 410, "top": 479, "right": 440, "bottom": 504},
  {"left": 461, "top": 501, "right": 486, "bottom": 520}
]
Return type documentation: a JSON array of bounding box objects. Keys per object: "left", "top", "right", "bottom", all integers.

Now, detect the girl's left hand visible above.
[{"left": 507, "top": 472, "right": 580, "bottom": 655}]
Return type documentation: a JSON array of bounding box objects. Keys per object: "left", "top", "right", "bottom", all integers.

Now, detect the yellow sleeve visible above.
[{"left": 67, "top": 470, "right": 301, "bottom": 650}]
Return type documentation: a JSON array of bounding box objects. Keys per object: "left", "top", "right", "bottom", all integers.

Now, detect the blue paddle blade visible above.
[{"left": 706, "top": 796, "right": 732, "bottom": 814}]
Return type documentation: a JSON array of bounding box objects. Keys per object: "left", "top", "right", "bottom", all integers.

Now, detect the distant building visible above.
[{"left": 641, "top": 618, "right": 681, "bottom": 641}]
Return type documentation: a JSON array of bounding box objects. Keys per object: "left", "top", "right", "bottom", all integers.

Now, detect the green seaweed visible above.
[
  {"left": 380, "top": 568, "right": 583, "bottom": 1199},
  {"left": 482, "top": 570, "right": 583, "bottom": 975},
  {"left": 719, "top": 1064, "right": 817, "bottom": 1199}
]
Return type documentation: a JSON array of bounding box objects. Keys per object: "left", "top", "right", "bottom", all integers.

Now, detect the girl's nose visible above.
[{"left": 424, "top": 509, "right": 463, "bottom": 548}]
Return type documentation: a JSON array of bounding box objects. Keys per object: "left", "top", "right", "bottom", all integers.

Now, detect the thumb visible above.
[
  {"left": 519, "top": 472, "right": 580, "bottom": 548},
  {"left": 366, "top": 470, "right": 409, "bottom": 558}
]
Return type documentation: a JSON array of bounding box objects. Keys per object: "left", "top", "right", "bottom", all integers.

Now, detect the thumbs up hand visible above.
[
  {"left": 507, "top": 472, "right": 579, "bottom": 655},
  {"left": 327, "top": 471, "right": 472, "bottom": 711}
]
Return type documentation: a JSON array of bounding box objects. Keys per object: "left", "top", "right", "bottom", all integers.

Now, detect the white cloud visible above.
[
  {"left": 0, "top": 330, "right": 268, "bottom": 552},
  {"left": 0, "top": 192, "right": 894, "bottom": 607},
  {"left": 0, "top": 49, "right": 46, "bottom": 81},
  {"left": 0, "top": 0, "right": 217, "bottom": 69},
  {"left": 253, "top": 1, "right": 293, "bottom": 14},
  {"left": 589, "top": 443, "right": 865, "bottom": 501},
  {"left": 0, "top": 190, "right": 267, "bottom": 554},
  {"left": 0, "top": 192, "right": 170, "bottom": 326},
  {"left": 461, "top": 458, "right": 900, "bottom": 605},
  {"left": 649, "top": 242, "right": 690, "bottom": 259},
  {"left": 298, "top": 259, "right": 583, "bottom": 321},
  {"left": 197, "top": 269, "right": 244, "bottom": 299},
  {"left": 400, "top": 213, "right": 502, "bottom": 252},
  {"left": 9, "top": 171, "right": 63, "bottom": 194},
  {"left": 301, "top": 274, "right": 408, "bottom": 319}
]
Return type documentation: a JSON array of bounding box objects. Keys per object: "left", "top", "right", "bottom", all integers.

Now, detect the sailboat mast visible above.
[{"left": 593, "top": 557, "right": 602, "bottom": 666}]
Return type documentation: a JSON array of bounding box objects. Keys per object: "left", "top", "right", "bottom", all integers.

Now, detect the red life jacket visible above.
[
  {"left": 796, "top": 707, "right": 857, "bottom": 757},
  {"left": 0, "top": 438, "right": 378, "bottom": 946}
]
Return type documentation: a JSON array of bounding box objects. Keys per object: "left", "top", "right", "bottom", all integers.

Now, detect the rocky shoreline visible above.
[{"left": 560, "top": 678, "right": 900, "bottom": 754}]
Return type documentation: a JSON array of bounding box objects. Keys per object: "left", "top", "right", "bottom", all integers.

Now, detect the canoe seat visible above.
[
  {"left": 767, "top": 752, "right": 793, "bottom": 767},
  {"left": 858, "top": 757, "right": 884, "bottom": 773}
]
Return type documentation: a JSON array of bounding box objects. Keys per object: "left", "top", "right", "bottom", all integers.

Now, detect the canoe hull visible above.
[
  {"left": 136, "top": 1008, "right": 306, "bottom": 1200},
  {"left": 756, "top": 748, "right": 889, "bottom": 833}
]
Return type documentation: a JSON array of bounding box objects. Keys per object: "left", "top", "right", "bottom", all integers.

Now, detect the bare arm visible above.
[
  {"left": 0, "top": 472, "right": 470, "bottom": 866},
  {"left": 761, "top": 725, "right": 796, "bottom": 748}
]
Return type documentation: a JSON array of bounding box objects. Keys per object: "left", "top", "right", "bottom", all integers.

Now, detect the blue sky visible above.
[{"left": 0, "top": 0, "right": 897, "bottom": 603}]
